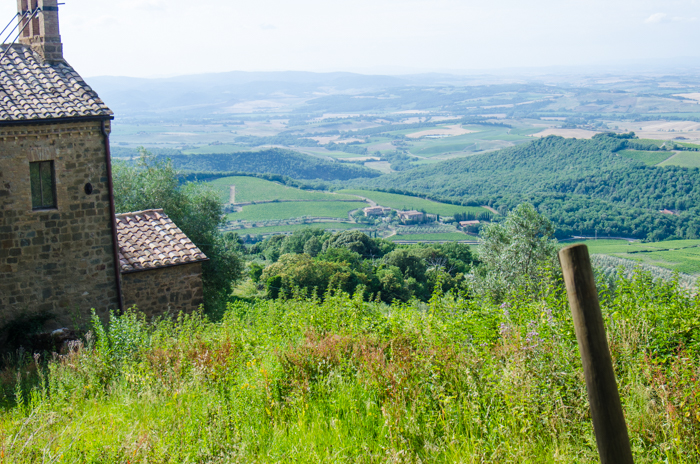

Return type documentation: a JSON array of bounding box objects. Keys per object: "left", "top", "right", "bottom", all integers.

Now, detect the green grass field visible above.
[
  {"left": 227, "top": 201, "right": 367, "bottom": 221},
  {"left": 617, "top": 149, "right": 673, "bottom": 165},
  {"left": 338, "top": 189, "right": 488, "bottom": 216},
  {"left": 209, "top": 176, "right": 357, "bottom": 203},
  {"left": 571, "top": 239, "right": 700, "bottom": 275},
  {"left": 658, "top": 151, "right": 700, "bottom": 168},
  {"left": 389, "top": 232, "right": 472, "bottom": 242},
  {"left": 407, "top": 127, "right": 526, "bottom": 157},
  {"left": 229, "top": 222, "right": 370, "bottom": 235}
]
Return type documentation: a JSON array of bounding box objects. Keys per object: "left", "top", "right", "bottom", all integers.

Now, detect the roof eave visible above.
[
  {"left": 120, "top": 258, "right": 210, "bottom": 275},
  {"left": 0, "top": 114, "right": 114, "bottom": 127}
]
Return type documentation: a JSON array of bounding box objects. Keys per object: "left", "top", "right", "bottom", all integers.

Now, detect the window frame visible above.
[{"left": 30, "top": 160, "right": 57, "bottom": 211}]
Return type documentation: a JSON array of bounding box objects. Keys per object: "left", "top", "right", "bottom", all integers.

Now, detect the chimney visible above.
[{"left": 17, "top": 0, "right": 63, "bottom": 63}]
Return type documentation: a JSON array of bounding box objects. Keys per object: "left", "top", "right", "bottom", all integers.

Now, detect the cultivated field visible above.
[
  {"left": 338, "top": 189, "right": 489, "bottom": 216},
  {"left": 209, "top": 176, "right": 356, "bottom": 203},
  {"left": 617, "top": 149, "right": 674, "bottom": 166},
  {"left": 390, "top": 232, "right": 472, "bottom": 242},
  {"left": 227, "top": 201, "right": 368, "bottom": 222},
  {"left": 658, "top": 151, "right": 700, "bottom": 168},
  {"left": 405, "top": 124, "right": 475, "bottom": 139},
  {"left": 531, "top": 128, "right": 600, "bottom": 139},
  {"left": 575, "top": 239, "right": 700, "bottom": 275},
  {"left": 228, "top": 222, "right": 371, "bottom": 236}
]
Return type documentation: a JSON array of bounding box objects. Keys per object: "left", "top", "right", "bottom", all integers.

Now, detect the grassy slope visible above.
[
  {"left": 209, "top": 176, "right": 357, "bottom": 203},
  {"left": 338, "top": 189, "right": 487, "bottom": 216},
  {"left": 617, "top": 149, "right": 673, "bottom": 166},
  {"left": 659, "top": 151, "right": 700, "bottom": 168},
  {"left": 230, "top": 222, "right": 370, "bottom": 235},
  {"left": 227, "top": 201, "right": 368, "bottom": 221},
  {"left": 2, "top": 281, "right": 698, "bottom": 462},
  {"left": 389, "top": 232, "right": 471, "bottom": 241},
  {"left": 575, "top": 238, "right": 700, "bottom": 274}
]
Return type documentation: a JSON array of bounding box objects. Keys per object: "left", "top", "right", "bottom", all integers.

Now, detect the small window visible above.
[{"left": 30, "top": 161, "right": 56, "bottom": 210}]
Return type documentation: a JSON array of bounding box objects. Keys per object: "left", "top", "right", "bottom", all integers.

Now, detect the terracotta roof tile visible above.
[
  {"left": 0, "top": 44, "right": 112, "bottom": 122},
  {"left": 116, "top": 209, "right": 208, "bottom": 273}
]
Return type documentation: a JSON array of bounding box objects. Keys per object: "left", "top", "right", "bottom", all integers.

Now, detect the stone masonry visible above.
[
  {"left": 121, "top": 262, "right": 204, "bottom": 318},
  {"left": 0, "top": 120, "right": 120, "bottom": 334}
]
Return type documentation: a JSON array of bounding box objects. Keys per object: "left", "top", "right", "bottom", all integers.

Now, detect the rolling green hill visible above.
[{"left": 361, "top": 134, "right": 700, "bottom": 241}]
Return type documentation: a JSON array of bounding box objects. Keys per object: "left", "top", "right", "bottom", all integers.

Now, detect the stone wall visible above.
[
  {"left": 121, "top": 263, "right": 204, "bottom": 317},
  {"left": 0, "top": 120, "right": 120, "bottom": 336}
]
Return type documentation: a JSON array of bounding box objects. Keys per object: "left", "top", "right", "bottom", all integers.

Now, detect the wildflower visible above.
[
  {"left": 544, "top": 307, "right": 554, "bottom": 325},
  {"left": 524, "top": 321, "right": 542, "bottom": 349},
  {"left": 500, "top": 302, "right": 511, "bottom": 316}
]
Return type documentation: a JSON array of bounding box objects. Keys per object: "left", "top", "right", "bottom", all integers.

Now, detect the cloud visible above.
[
  {"left": 645, "top": 13, "right": 667, "bottom": 24},
  {"left": 645, "top": 13, "right": 697, "bottom": 24},
  {"left": 259, "top": 23, "right": 277, "bottom": 30}
]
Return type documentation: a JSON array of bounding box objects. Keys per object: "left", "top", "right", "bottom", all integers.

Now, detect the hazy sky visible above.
[{"left": 1, "top": 0, "right": 699, "bottom": 77}]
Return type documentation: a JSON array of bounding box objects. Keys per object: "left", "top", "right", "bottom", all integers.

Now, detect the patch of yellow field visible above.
[
  {"left": 308, "top": 136, "right": 365, "bottom": 144},
  {"left": 673, "top": 93, "right": 700, "bottom": 103},
  {"left": 613, "top": 121, "right": 700, "bottom": 142},
  {"left": 406, "top": 125, "right": 475, "bottom": 139},
  {"left": 531, "top": 128, "right": 600, "bottom": 139}
]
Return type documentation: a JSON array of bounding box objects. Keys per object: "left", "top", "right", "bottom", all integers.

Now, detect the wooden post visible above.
[{"left": 558, "top": 244, "right": 634, "bottom": 464}]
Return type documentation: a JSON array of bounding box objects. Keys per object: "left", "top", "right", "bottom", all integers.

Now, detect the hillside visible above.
[
  {"left": 363, "top": 135, "right": 700, "bottom": 240},
  {"left": 158, "top": 148, "right": 380, "bottom": 181}
]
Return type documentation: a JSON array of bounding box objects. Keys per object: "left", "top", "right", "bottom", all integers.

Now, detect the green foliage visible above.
[
  {"left": 3, "top": 272, "right": 700, "bottom": 461},
  {"left": 113, "top": 151, "right": 244, "bottom": 312},
  {"left": 250, "top": 229, "right": 473, "bottom": 303},
  {"left": 473, "top": 203, "right": 558, "bottom": 301},
  {"left": 322, "top": 230, "right": 383, "bottom": 258},
  {"left": 156, "top": 148, "right": 380, "bottom": 180}
]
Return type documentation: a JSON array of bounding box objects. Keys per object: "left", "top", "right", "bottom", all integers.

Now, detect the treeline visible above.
[
  {"left": 245, "top": 229, "right": 476, "bottom": 303},
  {"left": 156, "top": 148, "right": 380, "bottom": 180}
]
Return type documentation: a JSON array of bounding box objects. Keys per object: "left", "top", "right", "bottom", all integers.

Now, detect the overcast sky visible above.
[{"left": 1, "top": 0, "right": 699, "bottom": 78}]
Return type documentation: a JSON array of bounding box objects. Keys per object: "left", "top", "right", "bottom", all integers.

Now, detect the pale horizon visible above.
[{"left": 1, "top": 0, "right": 699, "bottom": 79}]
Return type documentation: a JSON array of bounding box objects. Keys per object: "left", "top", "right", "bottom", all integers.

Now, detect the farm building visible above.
[
  {"left": 117, "top": 210, "right": 208, "bottom": 317},
  {"left": 0, "top": 1, "right": 205, "bottom": 343},
  {"left": 459, "top": 220, "right": 480, "bottom": 227},
  {"left": 363, "top": 206, "right": 392, "bottom": 217},
  {"left": 397, "top": 210, "right": 425, "bottom": 224}
]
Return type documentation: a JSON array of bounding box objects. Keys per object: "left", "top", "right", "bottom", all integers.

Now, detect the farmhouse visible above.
[
  {"left": 0, "top": 1, "right": 205, "bottom": 340},
  {"left": 363, "top": 206, "right": 391, "bottom": 217},
  {"left": 397, "top": 210, "right": 425, "bottom": 224},
  {"left": 459, "top": 220, "right": 480, "bottom": 227}
]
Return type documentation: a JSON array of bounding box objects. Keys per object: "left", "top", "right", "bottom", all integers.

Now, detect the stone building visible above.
[
  {"left": 0, "top": 0, "right": 120, "bottom": 335},
  {"left": 363, "top": 206, "right": 391, "bottom": 217},
  {"left": 117, "top": 210, "right": 208, "bottom": 317},
  {"left": 0, "top": 1, "right": 207, "bottom": 341},
  {"left": 397, "top": 210, "right": 425, "bottom": 225}
]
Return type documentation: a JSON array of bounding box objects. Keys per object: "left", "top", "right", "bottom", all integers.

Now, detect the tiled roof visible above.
[
  {"left": 0, "top": 44, "right": 112, "bottom": 122},
  {"left": 116, "top": 209, "right": 208, "bottom": 273}
]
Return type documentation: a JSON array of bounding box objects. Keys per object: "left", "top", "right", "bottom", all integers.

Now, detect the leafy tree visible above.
[
  {"left": 322, "top": 231, "right": 381, "bottom": 258},
  {"left": 473, "top": 203, "right": 558, "bottom": 301}
]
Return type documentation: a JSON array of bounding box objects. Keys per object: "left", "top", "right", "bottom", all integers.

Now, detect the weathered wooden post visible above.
[{"left": 558, "top": 244, "right": 634, "bottom": 464}]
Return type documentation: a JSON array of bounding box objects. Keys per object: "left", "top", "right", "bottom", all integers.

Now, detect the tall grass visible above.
[{"left": 1, "top": 270, "right": 699, "bottom": 462}]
